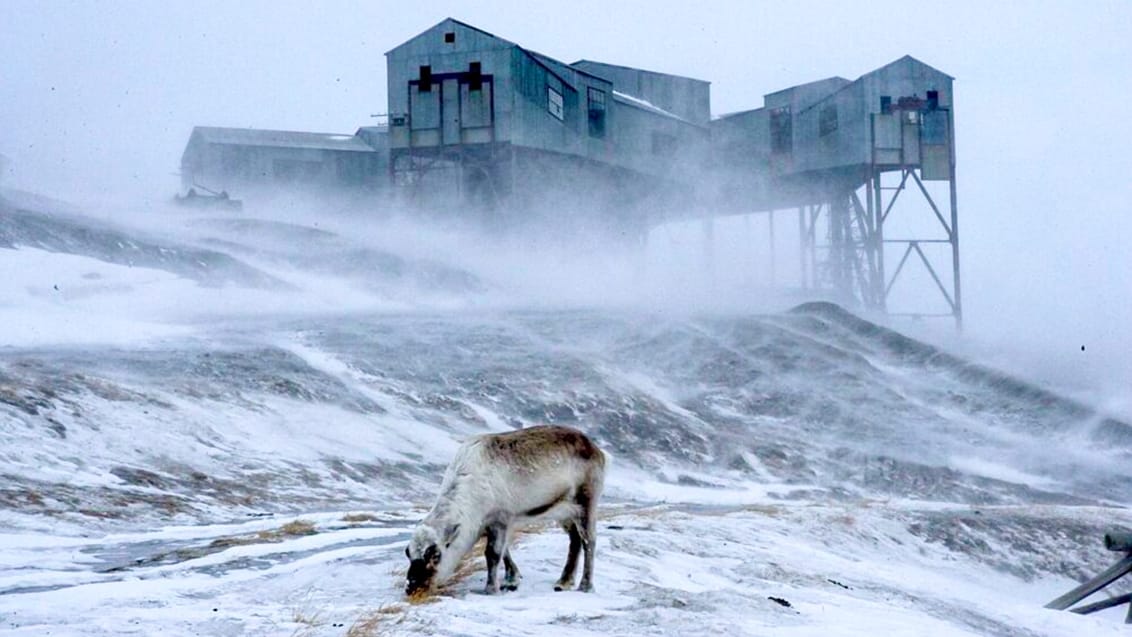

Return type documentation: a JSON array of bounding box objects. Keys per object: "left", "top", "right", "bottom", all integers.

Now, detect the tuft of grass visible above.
[
  {"left": 395, "top": 526, "right": 540, "bottom": 604},
  {"left": 388, "top": 537, "right": 489, "bottom": 606},
  {"left": 208, "top": 535, "right": 259, "bottom": 549},
  {"left": 286, "top": 589, "right": 325, "bottom": 637},
  {"left": 208, "top": 519, "right": 318, "bottom": 550},
  {"left": 342, "top": 512, "right": 380, "bottom": 523},
  {"left": 347, "top": 603, "right": 410, "bottom": 636},
  {"left": 276, "top": 519, "right": 317, "bottom": 537},
  {"left": 288, "top": 609, "right": 324, "bottom": 637}
]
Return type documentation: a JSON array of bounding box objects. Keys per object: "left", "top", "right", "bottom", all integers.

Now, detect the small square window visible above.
[{"left": 444, "top": 32, "right": 455, "bottom": 43}]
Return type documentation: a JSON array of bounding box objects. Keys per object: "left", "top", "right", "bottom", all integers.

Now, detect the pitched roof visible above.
[
  {"left": 385, "top": 17, "right": 516, "bottom": 55},
  {"left": 524, "top": 49, "right": 609, "bottom": 91},
  {"left": 612, "top": 91, "right": 701, "bottom": 126},
  {"left": 572, "top": 59, "right": 710, "bottom": 85},
  {"left": 189, "top": 127, "right": 377, "bottom": 152},
  {"left": 764, "top": 76, "right": 852, "bottom": 100},
  {"left": 867, "top": 54, "right": 955, "bottom": 80}
]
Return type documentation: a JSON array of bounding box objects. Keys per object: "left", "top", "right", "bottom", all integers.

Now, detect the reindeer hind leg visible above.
[
  {"left": 577, "top": 484, "right": 598, "bottom": 593},
  {"left": 554, "top": 520, "right": 583, "bottom": 592}
]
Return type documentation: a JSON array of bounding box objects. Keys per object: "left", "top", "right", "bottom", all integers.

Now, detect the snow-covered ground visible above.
[
  {"left": 1, "top": 191, "right": 1130, "bottom": 635},
  {"left": 4, "top": 503, "right": 1131, "bottom": 636}
]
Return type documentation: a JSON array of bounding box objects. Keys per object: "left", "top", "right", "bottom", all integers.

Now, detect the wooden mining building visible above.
[{"left": 178, "top": 18, "right": 960, "bottom": 324}]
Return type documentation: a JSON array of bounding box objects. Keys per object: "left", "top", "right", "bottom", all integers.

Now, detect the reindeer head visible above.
[{"left": 405, "top": 523, "right": 460, "bottom": 596}]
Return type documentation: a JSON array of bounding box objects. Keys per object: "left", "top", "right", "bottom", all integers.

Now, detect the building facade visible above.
[{"left": 385, "top": 18, "right": 709, "bottom": 226}]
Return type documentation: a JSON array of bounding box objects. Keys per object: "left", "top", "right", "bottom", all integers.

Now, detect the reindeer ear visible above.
[{"left": 443, "top": 523, "right": 460, "bottom": 547}]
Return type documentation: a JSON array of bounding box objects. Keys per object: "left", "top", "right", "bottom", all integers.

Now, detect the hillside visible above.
[{"left": 1, "top": 193, "right": 1129, "bottom": 635}]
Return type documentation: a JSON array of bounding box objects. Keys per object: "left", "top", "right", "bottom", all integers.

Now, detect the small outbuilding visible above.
[{"left": 179, "top": 126, "right": 388, "bottom": 195}]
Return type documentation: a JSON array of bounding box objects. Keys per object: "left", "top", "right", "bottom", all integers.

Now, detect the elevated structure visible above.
[
  {"left": 175, "top": 21, "right": 961, "bottom": 326},
  {"left": 180, "top": 126, "right": 387, "bottom": 195},
  {"left": 712, "top": 56, "right": 960, "bottom": 325},
  {"left": 385, "top": 18, "right": 708, "bottom": 232}
]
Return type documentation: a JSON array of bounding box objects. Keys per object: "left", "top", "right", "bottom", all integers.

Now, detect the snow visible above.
[
  {"left": 0, "top": 247, "right": 194, "bottom": 347},
  {"left": 611, "top": 90, "right": 689, "bottom": 122},
  {"left": 2, "top": 199, "right": 1131, "bottom": 635},
  {"left": 2, "top": 503, "right": 1127, "bottom": 636}
]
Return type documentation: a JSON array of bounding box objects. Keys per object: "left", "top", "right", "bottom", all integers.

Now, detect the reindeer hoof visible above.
[
  {"left": 554, "top": 580, "right": 572, "bottom": 592},
  {"left": 577, "top": 581, "right": 593, "bottom": 593},
  {"left": 483, "top": 584, "right": 500, "bottom": 595},
  {"left": 502, "top": 583, "right": 519, "bottom": 592}
]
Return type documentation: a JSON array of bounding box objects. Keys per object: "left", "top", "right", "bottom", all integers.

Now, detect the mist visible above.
[
  {"left": 0, "top": 2, "right": 1129, "bottom": 473},
  {"left": 3, "top": 2, "right": 1128, "bottom": 412}
]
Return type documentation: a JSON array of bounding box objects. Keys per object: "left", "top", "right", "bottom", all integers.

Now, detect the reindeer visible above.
[{"left": 404, "top": 425, "right": 606, "bottom": 596}]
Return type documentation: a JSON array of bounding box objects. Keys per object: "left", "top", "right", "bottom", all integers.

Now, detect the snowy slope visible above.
[{"left": 1, "top": 193, "right": 1130, "bottom": 635}]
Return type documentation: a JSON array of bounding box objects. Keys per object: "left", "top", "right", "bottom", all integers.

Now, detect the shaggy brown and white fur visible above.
[{"left": 405, "top": 425, "right": 606, "bottom": 595}]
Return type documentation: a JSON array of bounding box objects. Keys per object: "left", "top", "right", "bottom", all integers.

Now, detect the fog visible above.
[{"left": 2, "top": 1, "right": 1130, "bottom": 416}]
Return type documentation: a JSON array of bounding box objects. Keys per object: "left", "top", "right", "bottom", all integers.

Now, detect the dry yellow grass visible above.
[
  {"left": 274, "top": 519, "right": 317, "bottom": 537},
  {"left": 392, "top": 526, "right": 540, "bottom": 605},
  {"left": 207, "top": 519, "right": 317, "bottom": 550},
  {"left": 393, "top": 537, "right": 488, "bottom": 606},
  {"left": 346, "top": 603, "right": 415, "bottom": 636},
  {"left": 342, "top": 512, "right": 381, "bottom": 523},
  {"left": 286, "top": 589, "right": 325, "bottom": 637}
]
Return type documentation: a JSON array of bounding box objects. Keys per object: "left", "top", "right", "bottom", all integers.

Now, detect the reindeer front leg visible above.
[
  {"left": 502, "top": 549, "right": 522, "bottom": 591},
  {"left": 483, "top": 522, "right": 506, "bottom": 594}
]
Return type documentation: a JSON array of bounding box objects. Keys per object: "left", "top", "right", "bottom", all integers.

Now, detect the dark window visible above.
[
  {"left": 819, "top": 104, "right": 838, "bottom": 136},
  {"left": 926, "top": 90, "right": 939, "bottom": 110},
  {"left": 444, "top": 32, "right": 455, "bottom": 43},
  {"left": 468, "top": 61, "right": 482, "bottom": 92},
  {"left": 769, "top": 106, "right": 791, "bottom": 154},
  {"left": 418, "top": 66, "right": 432, "bottom": 92},
  {"left": 587, "top": 87, "right": 606, "bottom": 138},
  {"left": 880, "top": 95, "right": 892, "bottom": 114}
]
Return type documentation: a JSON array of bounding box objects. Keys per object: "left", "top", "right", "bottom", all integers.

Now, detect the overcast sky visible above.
[{"left": 2, "top": 1, "right": 1130, "bottom": 405}]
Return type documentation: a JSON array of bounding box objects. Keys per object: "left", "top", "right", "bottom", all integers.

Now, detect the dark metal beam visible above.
[
  {"left": 913, "top": 242, "right": 956, "bottom": 312},
  {"left": 885, "top": 243, "right": 915, "bottom": 298},
  {"left": 1068, "top": 592, "right": 1132, "bottom": 616},
  {"left": 909, "top": 169, "right": 952, "bottom": 237},
  {"left": 880, "top": 169, "right": 910, "bottom": 225},
  {"left": 1046, "top": 554, "right": 1132, "bottom": 611}
]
